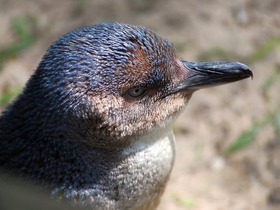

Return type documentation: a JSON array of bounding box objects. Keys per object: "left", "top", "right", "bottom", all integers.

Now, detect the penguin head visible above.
[{"left": 23, "top": 23, "right": 252, "bottom": 147}]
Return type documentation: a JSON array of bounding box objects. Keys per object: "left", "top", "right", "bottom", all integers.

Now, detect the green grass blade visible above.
[
  {"left": 275, "top": 108, "right": 280, "bottom": 141},
  {"left": 0, "top": 88, "right": 22, "bottom": 106},
  {"left": 0, "top": 16, "right": 36, "bottom": 69},
  {"left": 225, "top": 115, "right": 273, "bottom": 155},
  {"left": 246, "top": 36, "right": 280, "bottom": 64},
  {"left": 262, "top": 65, "right": 280, "bottom": 95}
]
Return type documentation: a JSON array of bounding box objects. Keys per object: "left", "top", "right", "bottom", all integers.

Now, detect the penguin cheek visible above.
[{"left": 153, "top": 93, "right": 189, "bottom": 121}]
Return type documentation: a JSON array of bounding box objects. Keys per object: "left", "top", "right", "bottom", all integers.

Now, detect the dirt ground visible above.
[{"left": 0, "top": 0, "right": 280, "bottom": 209}]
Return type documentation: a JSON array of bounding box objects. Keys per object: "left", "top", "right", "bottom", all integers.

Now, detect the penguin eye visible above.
[{"left": 127, "top": 87, "right": 147, "bottom": 98}]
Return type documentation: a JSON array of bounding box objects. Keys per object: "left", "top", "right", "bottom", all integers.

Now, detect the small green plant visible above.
[
  {"left": 172, "top": 194, "right": 195, "bottom": 209},
  {"left": 225, "top": 38, "right": 280, "bottom": 156},
  {"left": 225, "top": 69, "right": 280, "bottom": 155},
  {"left": 72, "top": 0, "right": 88, "bottom": 16},
  {"left": 173, "top": 42, "right": 188, "bottom": 52},
  {"left": 246, "top": 36, "right": 280, "bottom": 64},
  {"left": 225, "top": 108, "right": 280, "bottom": 155},
  {"left": 0, "top": 88, "right": 22, "bottom": 106},
  {"left": 129, "top": 0, "right": 156, "bottom": 12},
  {"left": 0, "top": 16, "right": 36, "bottom": 69},
  {"left": 198, "top": 36, "right": 280, "bottom": 156},
  {"left": 197, "top": 47, "right": 238, "bottom": 62},
  {"left": 197, "top": 36, "right": 280, "bottom": 64},
  {"left": 261, "top": 64, "right": 280, "bottom": 97}
]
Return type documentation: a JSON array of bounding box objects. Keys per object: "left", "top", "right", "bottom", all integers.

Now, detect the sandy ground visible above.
[{"left": 0, "top": 0, "right": 280, "bottom": 209}]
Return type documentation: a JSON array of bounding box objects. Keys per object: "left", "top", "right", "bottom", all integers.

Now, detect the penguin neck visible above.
[{"left": 52, "top": 126, "right": 176, "bottom": 209}]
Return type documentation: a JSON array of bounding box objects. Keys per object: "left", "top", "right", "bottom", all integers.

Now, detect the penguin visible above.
[{"left": 0, "top": 23, "right": 252, "bottom": 210}]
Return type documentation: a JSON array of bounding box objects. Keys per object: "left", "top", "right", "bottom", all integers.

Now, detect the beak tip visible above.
[{"left": 237, "top": 62, "right": 253, "bottom": 79}]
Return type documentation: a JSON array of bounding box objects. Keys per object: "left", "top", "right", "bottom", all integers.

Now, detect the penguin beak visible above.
[{"left": 173, "top": 61, "right": 253, "bottom": 92}]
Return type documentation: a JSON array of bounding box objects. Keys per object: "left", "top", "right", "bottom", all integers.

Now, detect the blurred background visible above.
[{"left": 0, "top": 0, "right": 280, "bottom": 209}]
